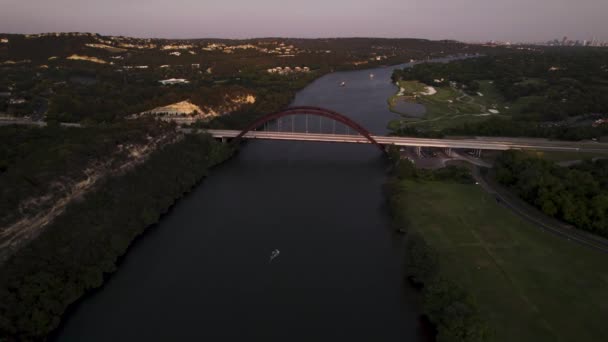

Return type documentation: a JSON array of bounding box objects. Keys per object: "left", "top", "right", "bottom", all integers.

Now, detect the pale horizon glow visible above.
[{"left": 1, "top": 0, "right": 607, "bottom": 42}]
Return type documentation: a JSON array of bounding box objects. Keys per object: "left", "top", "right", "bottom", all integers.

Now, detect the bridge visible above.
[{"left": 199, "top": 107, "right": 608, "bottom": 154}]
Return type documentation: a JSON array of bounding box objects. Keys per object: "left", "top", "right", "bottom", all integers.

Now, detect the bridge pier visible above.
[
  {"left": 415, "top": 146, "right": 422, "bottom": 157},
  {"left": 444, "top": 147, "right": 452, "bottom": 157},
  {"left": 475, "top": 149, "right": 482, "bottom": 158}
]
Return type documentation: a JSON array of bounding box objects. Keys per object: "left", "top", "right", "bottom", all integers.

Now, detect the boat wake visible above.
[{"left": 269, "top": 249, "right": 280, "bottom": 263}]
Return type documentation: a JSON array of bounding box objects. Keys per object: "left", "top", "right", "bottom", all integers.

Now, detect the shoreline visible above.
[
  {"left": 1, "top": 136, "right": 238, "bottom": 340},
  {"left": 48, "top": 146, "right": 237, "bottom": 340},
  {"left": 4, "top": 55, "right": 472, "bottom": 340},
  {"left": 383, "top": 151, "right": 489, "bottom": 341}
]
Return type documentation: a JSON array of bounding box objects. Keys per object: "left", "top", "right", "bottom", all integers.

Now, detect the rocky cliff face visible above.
[{"left": 134, "top": 93, "right": 256, "bottom": 124}]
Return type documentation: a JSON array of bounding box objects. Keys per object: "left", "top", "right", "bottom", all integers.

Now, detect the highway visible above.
[
  {"left": 0, "top": 118, "right": 82, "bottom": 128},
  {"left": 202, "top": 129, "right": 608, "bottom": 153}
]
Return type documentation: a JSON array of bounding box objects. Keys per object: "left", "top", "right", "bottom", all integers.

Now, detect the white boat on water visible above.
[
  {"left": 340, "top": 81, "right": 346, "bottom": 87},
  {"left": 269, "top": 249, "right": 280, "bottom": 263},
  {"left": 370, "top": 73, "right": 375, "bottom": 79}
]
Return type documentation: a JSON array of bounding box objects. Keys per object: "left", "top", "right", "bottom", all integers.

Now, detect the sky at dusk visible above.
[{"left": 1, "top": 0, "right": 607, "bottom": 42}]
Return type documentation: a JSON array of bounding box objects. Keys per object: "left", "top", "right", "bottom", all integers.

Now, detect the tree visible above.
[
  {"left": 406, "top": 233, "right": 439, "bottom": 285},
  {"left": 424, "top": 279, "right": 490, "bottom": 342}
]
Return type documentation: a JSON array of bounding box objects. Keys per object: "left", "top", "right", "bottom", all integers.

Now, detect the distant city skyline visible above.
[{"left": 1, "top": 0, "right": 607, "bottom": 42}]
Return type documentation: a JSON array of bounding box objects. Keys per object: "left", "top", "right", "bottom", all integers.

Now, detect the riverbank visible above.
[
  {"left": 473, "top": 167, "right": 608, "bottom": 253},
  {"left": 384, "top": 152, "right": 489, "bottom": 341},
  {"left": 0, "top": 134, "right": 234, "bottom": 340},
  {"left": 388, "top": 50, "right": 608, "bottom": 141},
  {"left": 39, "top": 56, "right": 483, "bottom": 341},
  {"left": 387, "top": 79, "right": 509, "bottom": 133},
  {"left": 386, "top": 157, "right": 608, "bottom": 341}
]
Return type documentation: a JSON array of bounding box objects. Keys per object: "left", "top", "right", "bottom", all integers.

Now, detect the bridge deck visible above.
[{"left": 198, "top": 129, "right": 608, "bottom": 153}]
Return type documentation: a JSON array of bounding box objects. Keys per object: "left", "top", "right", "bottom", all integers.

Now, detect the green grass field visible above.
[
  {"left": 397, "top": 80, "right": 427, "bottom": 94},
  {"left": 389, "top": 80, "right": 511, "bottom": 132},
  {"left": 395, "top": 180, "right": 608, "bottom": 342}
]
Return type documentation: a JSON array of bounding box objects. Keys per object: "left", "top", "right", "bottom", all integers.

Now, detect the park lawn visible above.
[
  {"left": 396, "top": 180, "right": 608, "bottom": 342},
  {"left": 388, "top": 80, "right": 430, "bottom": 117},
  {"left": 417, "top": 86, "right": 475, "bottom": 118},
  {"left": 388, "top": 80, "right": 424, "bottom": 108},
  {"left": 397, "top": 80, "right": 427, "bottom": 94},
  {"left": 389, "top": 79, "right": 514, "bottom": 132},
  {"left": 390, "top": 81, "right": 469, "bottom": 119}
]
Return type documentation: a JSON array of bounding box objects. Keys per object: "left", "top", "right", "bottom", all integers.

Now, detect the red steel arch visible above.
[{"left": 234, "top": 106, "right": 386, "bottom": 152}]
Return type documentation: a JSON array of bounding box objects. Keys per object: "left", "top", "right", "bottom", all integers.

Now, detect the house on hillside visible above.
[
  {"left": 159, "top": 78, "right": 190, "bottom": 85},
  {"left": 8, "top": 98, "right": 26, "bottom": 105}
]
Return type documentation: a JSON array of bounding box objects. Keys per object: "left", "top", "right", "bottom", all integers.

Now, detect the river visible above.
[{"left": 55, "top": 62, "right": 432, "bottom": 341}]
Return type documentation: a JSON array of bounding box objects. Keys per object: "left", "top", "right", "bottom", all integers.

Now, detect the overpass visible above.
[
  {"left": 203, "top": 129, "right": 608, "bottom": 154},
  {"left": 187, "top": 106, "right": 608, "bottom": 154}
]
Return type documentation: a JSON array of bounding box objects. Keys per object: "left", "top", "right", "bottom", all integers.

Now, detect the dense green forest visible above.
[
  {"left": 0, "top": 36, "right": 498, "bottom": 340},
  {"left": 0, "top": 133, "right": 233, "bottom": 340},
  {"left": 0, "top": 63, "right": 289, "bottom": 124},
  {"left": 385, "top": 147, "right": 488, "bottom": 341},
  {"left": 1, "top": 34, "right": 502, "bottom": 127},
  {"left": 1, "top": 34, "right": 484, "bottom": 70},
  {"left": 441, "top": 116, "right": 608, "bottom": 140},
  {"left": 495, "top": 151, "right": 608, "bottom": 238},
  {"left": 392, "top": 48, "right": 608, "bottom": 122},
  {"left": 393, "top": 117, "right": 608, "bottom": 141},
  {"left": 0, "top": 121, "right": 173, "bottom": 227}
]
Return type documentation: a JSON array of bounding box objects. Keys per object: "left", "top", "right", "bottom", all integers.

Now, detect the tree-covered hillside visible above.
[
  {"left": 0, "top": 33, "right": 501, "bottom": 126},
  {"left": 392, "top": 49, "right": 608, "bottom": 121}
]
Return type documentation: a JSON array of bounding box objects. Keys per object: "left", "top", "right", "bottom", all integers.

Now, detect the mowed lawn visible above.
[
  {"left": 397, "top": 180, "right": 608, "bottom": 342},
  {"left": 388, "top": 80, "right": 512, "bottom": 131}
]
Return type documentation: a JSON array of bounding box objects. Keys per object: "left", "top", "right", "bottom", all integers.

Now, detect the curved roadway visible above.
[{"left": 472, "top": 167, "right": 608, "bottom": 254}]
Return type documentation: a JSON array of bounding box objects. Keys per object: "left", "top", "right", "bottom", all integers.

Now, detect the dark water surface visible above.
[{"left": 55, "top": 63, "right": 427, "bottom": 341}]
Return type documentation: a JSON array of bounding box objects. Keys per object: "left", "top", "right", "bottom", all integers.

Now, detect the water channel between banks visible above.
[{"left": 55, "top": 60, "right": 458, "bottom": 341}]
